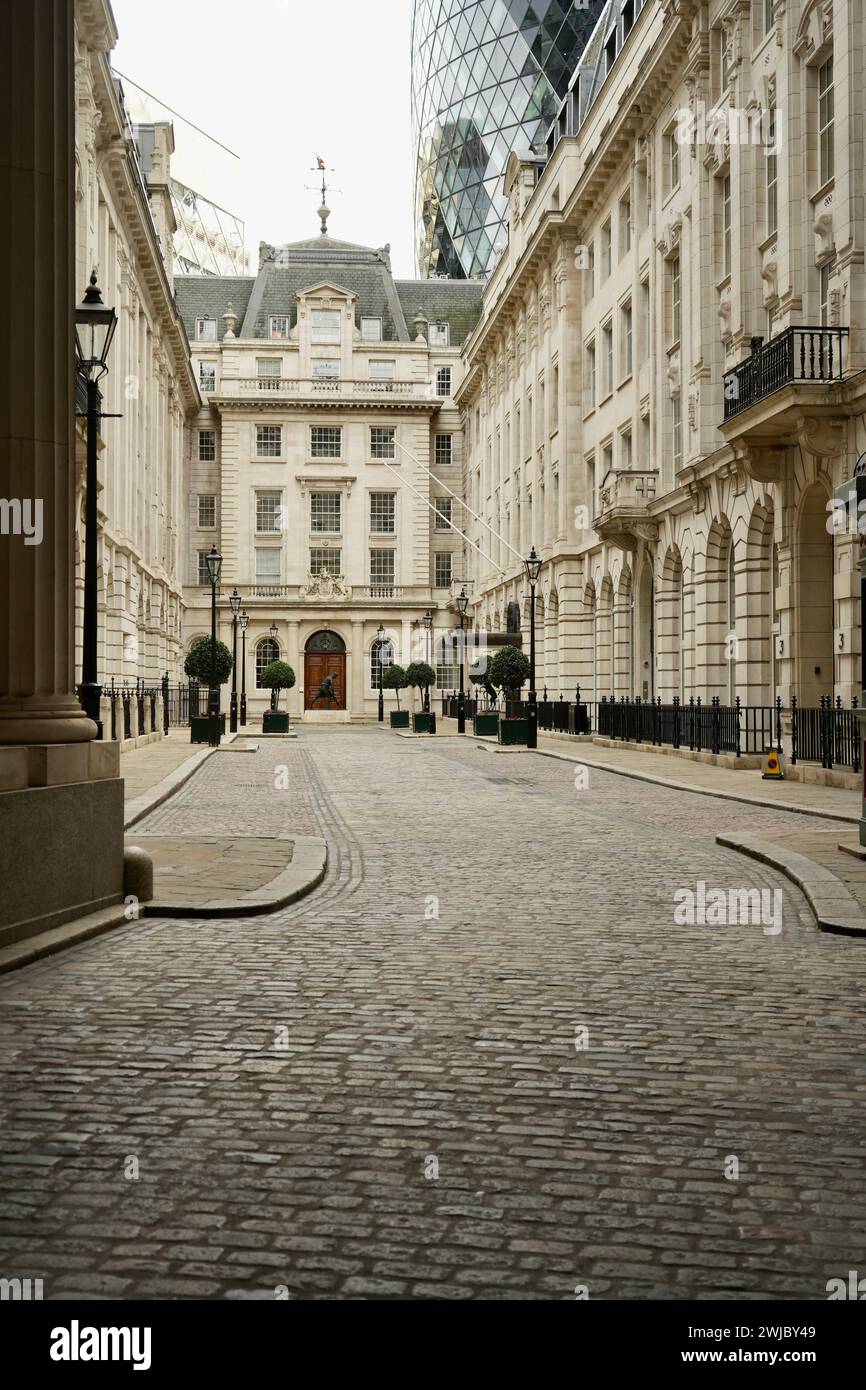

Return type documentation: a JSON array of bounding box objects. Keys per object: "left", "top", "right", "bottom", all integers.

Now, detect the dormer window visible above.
[
  {"left": 312, "top": 309, "right": 341, "bottom": 343},
  {"left": 429, "top": 321, "right": 450, "bottom": 347},
  {"left": 196, "top": 317, "right": 217, "bottom": 342},
  {"left": 269, "top": 315, "right": 290, "bottom": 339},
  {"left": 361, "top": 316, "right": 382, "bottom": 342}
]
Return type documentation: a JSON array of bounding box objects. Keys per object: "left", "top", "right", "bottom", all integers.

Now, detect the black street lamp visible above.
[
  {"left": 75, "top": 271, "right": 118, "bottom": 736},
  {"left": 239, "top": 610, "right": 249, "bottom": 726},
  {"left": 524, "top": 545, "right": 542, "bottom": 750},
  {"left": 456, "top": 587, "right": 469, "bottom": 734},
  {"left": 228, "top": 587, "right": 242, "bottom": 733},
  {"left": 377, "top": 623, "right": 386, "bottom": 722},
  {"left": 205, "top": 546, "right": 222, "bottom": 746},
  {"left": 422, "top": 609, "right": 433, "bottom": 713}
]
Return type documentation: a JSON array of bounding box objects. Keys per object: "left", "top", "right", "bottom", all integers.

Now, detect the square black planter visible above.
[
  {"left": 473, "top": 712, "right": 499, "bottom": 737},
  {"left": 498, "top": 717, "right": 527, "bottom": 746},
  {"left": 412, "top": 712, "right": 436, "bottom": 734},
  {"left": 190, "top": 714, "right": 226, "bottom": 744},
  {"left": 390, "top": 710, "right": 410, "bottom": 729},
  {"left": 263, "top": 711, "right": 290, "bottom": 734}
]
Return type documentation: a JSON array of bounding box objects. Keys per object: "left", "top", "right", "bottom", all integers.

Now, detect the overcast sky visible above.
[{"left": 112, "top": 0, "right": 417, "bottom": 277}]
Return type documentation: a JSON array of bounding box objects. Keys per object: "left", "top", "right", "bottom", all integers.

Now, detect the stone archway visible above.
[
  {"left": 304, "top": 630, "right": 347, "bottom": 710},
  {"left": 795, "top": 483, "right": 834, "bottom": 705}
]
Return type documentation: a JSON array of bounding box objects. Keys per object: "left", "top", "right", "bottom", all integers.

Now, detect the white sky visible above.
[{"left": 112, "top": 0, "right": 417, "bottom": 277}]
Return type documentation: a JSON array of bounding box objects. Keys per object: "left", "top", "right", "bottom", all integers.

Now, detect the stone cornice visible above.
[{"left": 209, "top": 396, "right": 442, "bottom": 415}]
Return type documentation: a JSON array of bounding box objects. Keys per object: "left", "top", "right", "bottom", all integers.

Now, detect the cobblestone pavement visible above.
[{"left": 1, "top": 728, "right": 865, "bottom": 1301}]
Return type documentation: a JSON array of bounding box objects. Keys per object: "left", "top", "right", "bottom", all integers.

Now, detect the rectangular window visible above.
[
  {"left": 312, "top": 359, "right": 340, "bottom": 379},
  {"left": 256, "top": 425, "right": 282, "bottom": 458},
  {"left": 765, "top": 0, "right": 775, "bottom": 33},
  {"left": 310, "top": 426, "right": 342, "bottom": 459},
  {"left": 621, "top": 300, "right": 633, "bottom": 377},
  {"left": 602, "top": 322, "right": 613, "bottom": 396},
  {"left": 370, "top": 492, "right": 396, "bottom": 533},
  {"left": 360, "top": 316, "right": 382, "bottom": 341},
  {"left": 434, "top": 552, "right": 453, "bottom": 588},
  {"left": 199, "top": 362, "right": 216, "bottom": 392},
  {"left": 269, "top": 315, "right": 290, "bottom": 339},
  {"left": 369, "top": 549, "right": 395, "bottom": 586},
  {"left": 309, "top": 547, "right": 342, "bottom": 577},
  {"left": 587, "top": 456, "right": 596, "bottom": 520},
  {"left": 436, "top": 633, "right": 459, "bottom": 687},
  {"left": 198, "top": 429, "right": 216, "bottom": 462},
  {"left": 584, "top": 241, "right": 595, "bottom": 304},
  {"left": 819, "top": 57, "right": 834, "bottom": 184},
  {"left": 255, "top": 547, "right": 281, "bottom": 583},
  {"left": 719, "top": 29, "right": 729, "bottom": 91},
  {"left": 620, "top": 195, "right": 632, "bottom": 255},
  {"left": 552, "top": 363, "right": 559, "bottom": 433},
  {"left": 197, "top": 494, "right": 216, "bottom": 528},
  {"left": 435, "top": 366, "right": 452, "bottom": 396},
  {"left": 256, "top": 358, "right": 281, "bottom": 390},
  {"left": 722, "top": 174, "right": 732, "bottom": 277},
  {"left": 434, "top": 497, "right": 452, "bottom": 529},
  {"left": 369, "top": 359, "right": 396, "bottom": 381},
  {"left": 197, "top": 550, "right": 211, "bottom": 584},
  {"left": 667, "top": 128, "right": 680, "bottom": 192},
  {"left": 673, "top": 394, "right": 683, "bottom": 467},
  {"left": 429, "top": 321, "right": 450, "bottom": 347},
  {"left": 256, "top": 491, "right": 282, "bottom": 533},
  {"left": 586, "top": 340, "right": 596, "bottom": 410},
  {"left": 766, "top": 113, "right": 778, "bottom": 234},
  {"left": 370, "top": 426, "right": 396, "bottom": 459},
  {"left": 671, "top": 256, "right": 682, "bottom": 343},
  {"left": 601, "top": 219, "right": 612, "bottom": 278},
  {"left": 819, "top": 262, "right": 832, "bottom": 325},
  {"left": 196, "top": 318, "right": 217, "bottom": 342},
  {"left": 642, "top": 413, "right": 651, "bottom": 468},
  {"left": 601, "top": 442, "right": 613, "bottom": 482},
  {"left": 435, "top": 433, "right": 453, "bottom": 467},
  {"left": 312, "top": 309, "right": 341, "bottom": 343},
  {"left": 620, "top": 431, "right": 632, "bottom": 471},
  {"left": 310, "top": 492, "right": 341, "bottom": 533}
]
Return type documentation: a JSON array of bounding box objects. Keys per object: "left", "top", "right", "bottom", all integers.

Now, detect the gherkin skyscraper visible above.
[{"left": 412, "top": 0, "right": 606, "bottom": 279}]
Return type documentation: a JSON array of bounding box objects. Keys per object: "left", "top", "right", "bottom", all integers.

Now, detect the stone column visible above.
[
  {"left": 287, "top": 620, "right": 300, "bottom": 716},
  {"left": 0, "top": 0, "right": 96, "bottom": 745}
]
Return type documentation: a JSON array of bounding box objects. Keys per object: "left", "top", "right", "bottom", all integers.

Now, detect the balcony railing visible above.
[
  {"left": 221, "top": 377, "right": 430, "bottom": 399},
  {"left": 364, "top": 584, "right": 403, "bottom": 599},
  {"left": 723, "top": 326, "right": 849, "bottom": 422}
]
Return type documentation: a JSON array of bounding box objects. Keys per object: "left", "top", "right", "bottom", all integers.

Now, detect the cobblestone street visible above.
[{"left": 1, "top": 728, "right": 865, "bottom": 1300}]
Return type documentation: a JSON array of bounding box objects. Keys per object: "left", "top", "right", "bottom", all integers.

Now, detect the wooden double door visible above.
[{"left": 304, "top": 652, "right": 347, "bottom": 709}]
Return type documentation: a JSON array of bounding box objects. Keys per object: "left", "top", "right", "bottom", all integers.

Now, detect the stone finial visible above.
[
  {"left": 318, "top": 202, "right": 331, "bottom": 236},
  {"left": 414, "top": 305, "right": 428, "bottom": 343},
  {"left": 222, "top": 302, "right": 237, "bottom": 339}
]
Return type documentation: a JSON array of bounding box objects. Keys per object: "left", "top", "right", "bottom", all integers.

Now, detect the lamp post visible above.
[
  {"left": 268, "top": 623, "right": 279, "bottom": 711},
  {"left": 239, "top": 610, "right": 249, "bottom": 726},
  {"left": 205, "top": 546, "right": 222, "bottom": 746},
  {"left": 75, "top": 271, "right": 118, "bottom": 736},
  {"left": 377, "top": 623, "right": 386, "bottom": 722},
  {"left": 524, "top": 545, "right": 542, "bottom": 750},
  {"left": 228, "top": 588, "right": 242, "bottom": 733},
  {"left": 456, "top": 587, "right": 468, "bottom": 734},
  {"left": 422, "top": 609, "right": 433, "bottom": 713}
]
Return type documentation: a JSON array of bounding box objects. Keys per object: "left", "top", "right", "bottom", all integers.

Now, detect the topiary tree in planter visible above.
[
  {"left": 469, "top": 659, "right": 498, "bottom": 707},
  {"left": 259, "top": 660, "right": 296, "bottom": 711},
  {"left": 488, "top": 644, "right": 530, "bottom": 698},
  {"left": 184, "top": 634, "right": 233, "bottom": 687},
  {"left": 381, "top": 663, "right": 409, "bottom": 709},
  {"left": 405, "top": 660, "right": 436, "bottom": 712}
]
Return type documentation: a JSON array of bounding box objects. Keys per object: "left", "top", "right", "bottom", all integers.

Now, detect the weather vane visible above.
[{"left": 306, "top": 157, "right": 342, "bottom": 236}]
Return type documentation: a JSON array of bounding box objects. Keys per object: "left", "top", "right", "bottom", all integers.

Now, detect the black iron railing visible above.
[{"left": 724, "top": 326, "right": 848, "bottom": 422}]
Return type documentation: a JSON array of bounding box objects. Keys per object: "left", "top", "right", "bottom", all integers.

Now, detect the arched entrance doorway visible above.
[{"left": 304, "top": 630, "right": 347, "bottom": 709}]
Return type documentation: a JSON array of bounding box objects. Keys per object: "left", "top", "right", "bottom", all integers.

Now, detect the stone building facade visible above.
[
  {"left": 175, "top": 230, "right": 483, "bottom": 722},
  {"left": 456, "top": 0, "right": 865, "bottom": 714},
  {"left": 74, "top": 0, "right": 200, "bottom": 689}
]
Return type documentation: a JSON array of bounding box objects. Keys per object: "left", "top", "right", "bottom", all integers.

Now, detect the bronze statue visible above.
[{"left": 313, "top": 672, "right": 340, "bottom": 706}]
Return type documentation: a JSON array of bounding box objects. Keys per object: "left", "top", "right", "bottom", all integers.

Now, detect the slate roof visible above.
[
  {"left": 395, "top": 279, "right": 485, "bottom": 347},
  {"left": 174, "top": 276, "right": 255, "bottom": 342},
  {"left": 175, "top": 231, "right": 485, "bottom": 346}
]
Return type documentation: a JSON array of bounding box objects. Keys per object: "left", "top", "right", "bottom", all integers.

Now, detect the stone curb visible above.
[
  {"left": 124, "top": 745, "right": 217, "bottom": 829},
  {"left": 141, "top": 834, "right": 328, "bottom": 918},
  {"left": 531, "top": 747, "right": 859, "bottom": 825},
  {"left": 0, "top": 903, "right": 130, "bottom": 976},
  {"left": 717, "top": 831, "right": 866, "bottom": 937}
]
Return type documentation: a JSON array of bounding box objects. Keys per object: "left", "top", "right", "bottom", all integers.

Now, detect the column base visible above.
[{"left": 0, "top": 697, "right": 97, "bottom": 746}]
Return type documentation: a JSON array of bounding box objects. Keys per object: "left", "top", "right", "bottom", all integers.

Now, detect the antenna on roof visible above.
[{"left": 305, "top": 157, "right": 342, "bottom": 236}]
